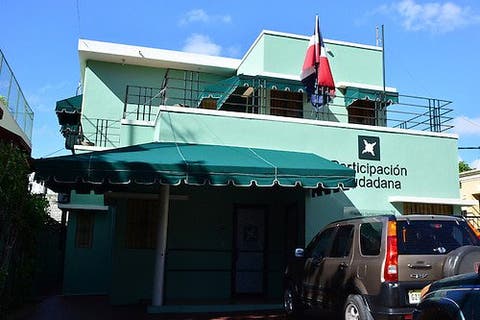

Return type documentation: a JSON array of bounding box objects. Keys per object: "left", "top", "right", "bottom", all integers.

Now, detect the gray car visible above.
[{"left": 284, "top": 214, "right": 480, "bottom": 320}]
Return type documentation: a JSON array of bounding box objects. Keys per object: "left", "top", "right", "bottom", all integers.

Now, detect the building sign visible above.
[
  {"left": 358, "top": 135, "right": 380, "bottom": 161},
  {"left": 332, "top": 135, "right": 408, "bottom": 190}
]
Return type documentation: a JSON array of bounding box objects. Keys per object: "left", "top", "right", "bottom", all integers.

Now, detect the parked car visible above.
[
  {"left": 283, "top": 214, "right": 480, "bottom": 320},
  {"left": 413, "top": 270, "right": 480, "bottom": 320}
]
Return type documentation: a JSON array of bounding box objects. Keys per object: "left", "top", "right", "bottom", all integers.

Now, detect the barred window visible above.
[
  {"left": 125, "top": 199, "right": 160, "bottom": 249},
  {"left": 75, "top": 211, "right": 95, "bottom": 248},
  {"left": 403, "top": 203, "right": 453, "bottom": 215}
]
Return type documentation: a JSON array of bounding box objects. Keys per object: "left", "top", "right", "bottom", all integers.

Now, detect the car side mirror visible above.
[{"left": 295, "top": 248, "right": 304, "bottom": 258}]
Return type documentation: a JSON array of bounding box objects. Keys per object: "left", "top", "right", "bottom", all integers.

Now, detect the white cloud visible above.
[
  {"left": 179, "top": 9, "right": 232, "bottom": 26},
  {"left": 182, "top": 34, "right": 222, "bottom": 56},
  {"left": 453, "top": 116, "right": 480, "bottom": 136},
  {"left": 380, "top": 0, "right": 480, "bottom": 33}
]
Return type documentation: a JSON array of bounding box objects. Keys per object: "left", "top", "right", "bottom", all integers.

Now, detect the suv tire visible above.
[
  {"left": 284, "top": 283, "right": 304, "bottom": 319},
  {"left": 443, "top": 245, "right": 480, "bottom": 277},
  {"left": 344, "top": 294, "right": 373, "bottom": 320}
]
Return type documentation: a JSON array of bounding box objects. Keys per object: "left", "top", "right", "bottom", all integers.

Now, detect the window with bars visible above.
[
  {"left": 403, "top": 203, "right": 453, "bottom": 215},
  {"left": 125, "top": 199, "right": 160, "bottom": 249},
  {"left": 75, "top": 211, "right": 95, "bottom": 248},
  {"left": 270, "top": 90, "right": 303, "bottom": 118}
]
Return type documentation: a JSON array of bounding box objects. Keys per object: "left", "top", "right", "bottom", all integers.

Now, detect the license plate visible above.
[{"left": 408, "top": 290, "right": 421, "bottom": 304}]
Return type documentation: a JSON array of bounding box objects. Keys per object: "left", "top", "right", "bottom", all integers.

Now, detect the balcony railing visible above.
[
  {"left": 122, "top": 71, "right": 454, "bottom": 133},
  {"left": 81, "top": 117, "right": 121, "bottom": 148},
  {"left": 0, "top": 49, "right": 34, "bottom": 141}
]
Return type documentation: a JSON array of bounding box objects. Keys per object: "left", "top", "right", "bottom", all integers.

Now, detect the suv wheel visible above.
[
  {"left": 284, "top": 283, "right": 303, "bottom": 319},
  {"left": 344, "top": 294, "right": 373, "bottom": 320}
]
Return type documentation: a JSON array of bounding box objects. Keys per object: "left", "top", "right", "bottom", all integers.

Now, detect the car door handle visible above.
[
  {"left": 339, "top": 262, "right": 349, "bottom": 269},
  {"left": 408, "top": 263, "right": 432, "bottom": 269},
  {"left": 311, "top": 257, "right": 325, "bottom": 267}
]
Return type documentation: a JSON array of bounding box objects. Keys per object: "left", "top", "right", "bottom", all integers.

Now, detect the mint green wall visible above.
[
  {"left": 236, "top": 33, "right": 384, "bottom": 124},
  {"left": 70, "top": 190, "right": 105, "bottom": 206},
  {"left": 239, "top": 33, "right": 383, "bottom": 86},
  {"left": 155, "top": 110, "right": 459, "bottom": 242},
  {"left": 237, "top": 36, "right": 265, "bottom": 76},
  {"left": 82, "top": 61, "right": 229, "bottom": 147},
  {"left": 63, "top": 210, "right": 112, "bottom": 294}
]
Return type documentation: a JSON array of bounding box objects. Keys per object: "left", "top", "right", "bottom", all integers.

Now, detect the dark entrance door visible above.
[{"left": 233, "top": 206, "right": 266, "bottom": 296}]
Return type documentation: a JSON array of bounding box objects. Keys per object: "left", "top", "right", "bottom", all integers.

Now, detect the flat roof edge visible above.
[{"left": 78, "top": 39, "right": 241, "bottom": 71}]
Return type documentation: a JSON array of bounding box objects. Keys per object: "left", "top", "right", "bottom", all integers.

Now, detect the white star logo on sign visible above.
[{"left": 362, "top": 139, "right": 376, "bottom": 156}]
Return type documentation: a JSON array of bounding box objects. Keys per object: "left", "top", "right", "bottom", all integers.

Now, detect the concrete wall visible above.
[{"left": 153, "top": 108, "right": 459, "bottom": 241}]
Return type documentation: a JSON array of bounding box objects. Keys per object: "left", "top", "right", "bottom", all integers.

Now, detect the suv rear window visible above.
[{"left": 397, "top": 220, "right": 480, "bottom": 255}]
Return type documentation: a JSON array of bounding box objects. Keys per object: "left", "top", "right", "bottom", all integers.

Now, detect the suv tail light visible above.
[{"left": 384, "top": 220, "right": 398, "bottom": 282}]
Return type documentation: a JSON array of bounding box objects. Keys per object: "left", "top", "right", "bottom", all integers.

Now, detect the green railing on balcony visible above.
[{"left": 0, "top": 49, "right": 34, "bottom": 142}]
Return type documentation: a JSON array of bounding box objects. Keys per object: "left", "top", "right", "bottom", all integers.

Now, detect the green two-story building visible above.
[{"left": 34, "top": 30, "right": 471, "bottom": 311}]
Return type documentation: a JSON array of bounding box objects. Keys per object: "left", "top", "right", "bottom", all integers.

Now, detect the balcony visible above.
[
  {"left": 56, "top": 94, "right": 121, "bottom": 150},
  {"left": 0, "top": 49, "right": 34, "bottom": 150},
  {"left": 76, "top": 70, "right": 454, "bottom": 150},
  {"left": 123, "top": 71, "right": 453, "bottom": 133}
]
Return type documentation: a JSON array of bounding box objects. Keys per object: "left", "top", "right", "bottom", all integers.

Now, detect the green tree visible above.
[
  {"left": 0, "top": 142, "right": 49, "bottom": 314},
  {"left": 459, "top": 160, "right": 472, "bottom": 173}
]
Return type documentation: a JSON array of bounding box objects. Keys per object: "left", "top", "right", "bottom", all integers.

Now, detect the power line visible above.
[
  {"left": 459, "top": 147, "right": 480, "bottom": 150},
  {"left": 42, "top": 147, "right": 66, "bottom": 158},
  {"left": 460, "top": 116, "right": 480, "bottom": 128}
]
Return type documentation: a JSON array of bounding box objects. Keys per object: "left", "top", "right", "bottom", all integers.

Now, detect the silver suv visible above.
[{"left": 284, "top": 214, "right": 480, "bottom": 320}]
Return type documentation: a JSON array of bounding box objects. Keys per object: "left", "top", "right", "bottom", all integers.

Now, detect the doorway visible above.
[{"left": 232, "top": 205, "right": 267, "bottom": 297}]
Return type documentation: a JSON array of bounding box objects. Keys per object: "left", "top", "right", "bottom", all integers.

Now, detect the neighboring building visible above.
[
  {"left": 34, "top": 30, "right": 471, "bottom": 311},
  {"left": 460, "top": 169, "right": 480, "bottom": 228},
  {"left": 29, "top": 174, "right": 63, "bottom": 221},
  {"left": 0, "top": 49, "right": 34, "bottom": 154}
]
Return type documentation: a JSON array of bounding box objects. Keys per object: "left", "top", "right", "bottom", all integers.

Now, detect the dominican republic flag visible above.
[{"left": 301, "top": 15, "right": 335, "bottom": 99}]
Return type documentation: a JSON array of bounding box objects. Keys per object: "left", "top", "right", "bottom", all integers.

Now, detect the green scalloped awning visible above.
[
  {"left": 34, "top": 142, "right": 355, "bottom": 192},
  {"left": 198, "top": 75, "right": 304, "bottom": 109},
  {"left": 56, "top": 94, "right": 83, "bottom": 114},
  {"left": 56, "top": 95, "right": 83, "bottom": 125},
  {"left": 344, "top": 87, "right": 398, "bottom": 107}
]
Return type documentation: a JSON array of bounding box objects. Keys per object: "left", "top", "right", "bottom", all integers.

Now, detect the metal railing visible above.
[
  {"left": 122, "top": 71, "right": 454, "bottom": 133},
  {"left": 81, "top": 117, "right": 121, "bottom": 148},
  {"left": 0, "top": 49, "right": 34, "bottom": 141}
]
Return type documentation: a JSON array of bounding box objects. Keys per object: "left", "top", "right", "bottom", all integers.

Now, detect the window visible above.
[
  {"left": 309, "top": 227, "right": 335, "bottom": 259},
  {"left": 270, "top": 90, "right": 303, "bottom": 118},
  {"left": 396, "top": 220, "right": 480, "bottom": 255},
  {"left": 348, "top": 100, "right": 376, "bottom": 125},
  {"left": 75, "top": 211, "right": 95, "bottom": 248},
  {"left": 330, "top": 225, "right": 354, "bottom": 257},
  {"left": 222, "top": 87, "right": 258, "bottom": 114},
  {"left": 199, "top": 98, "right": 217, "bottom": 109},
  {"left": 403, "top": 203, "right": 453, "bottom": 215},
  {"left": 125, "top": 199, "right": 160, "bottom": 249},
  {"left": 360, "top": 222, "right": 382, "bottom": 256}
]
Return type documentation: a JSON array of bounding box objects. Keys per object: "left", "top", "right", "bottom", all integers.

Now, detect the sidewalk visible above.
[{"left": 9, "top": 295, "right": 288, "bottom": 320}]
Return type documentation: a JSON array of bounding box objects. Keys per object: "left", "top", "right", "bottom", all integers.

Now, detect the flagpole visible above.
[
  {"left": 314, "top": 15, "right": 320, "bottom": 119},
  {"left": 382, "top": 24, "right": 386, "bottom": 109}
]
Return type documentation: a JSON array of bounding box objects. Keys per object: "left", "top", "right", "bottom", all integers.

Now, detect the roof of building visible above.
[
  {"left": 78, "top": 29, "right": 382, "bottom": 81},
  {"left": 78, "top": 39, "right": 241, "bottom": 78}
]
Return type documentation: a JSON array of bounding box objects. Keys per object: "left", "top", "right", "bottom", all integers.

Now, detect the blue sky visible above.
[{"left": 1, "top": 0, "right": 480, "bottom": 167}]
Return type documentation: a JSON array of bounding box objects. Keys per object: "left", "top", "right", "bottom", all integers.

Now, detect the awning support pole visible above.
[{"left": 152, "top": 184, "right": 170, "bottom": 306}]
